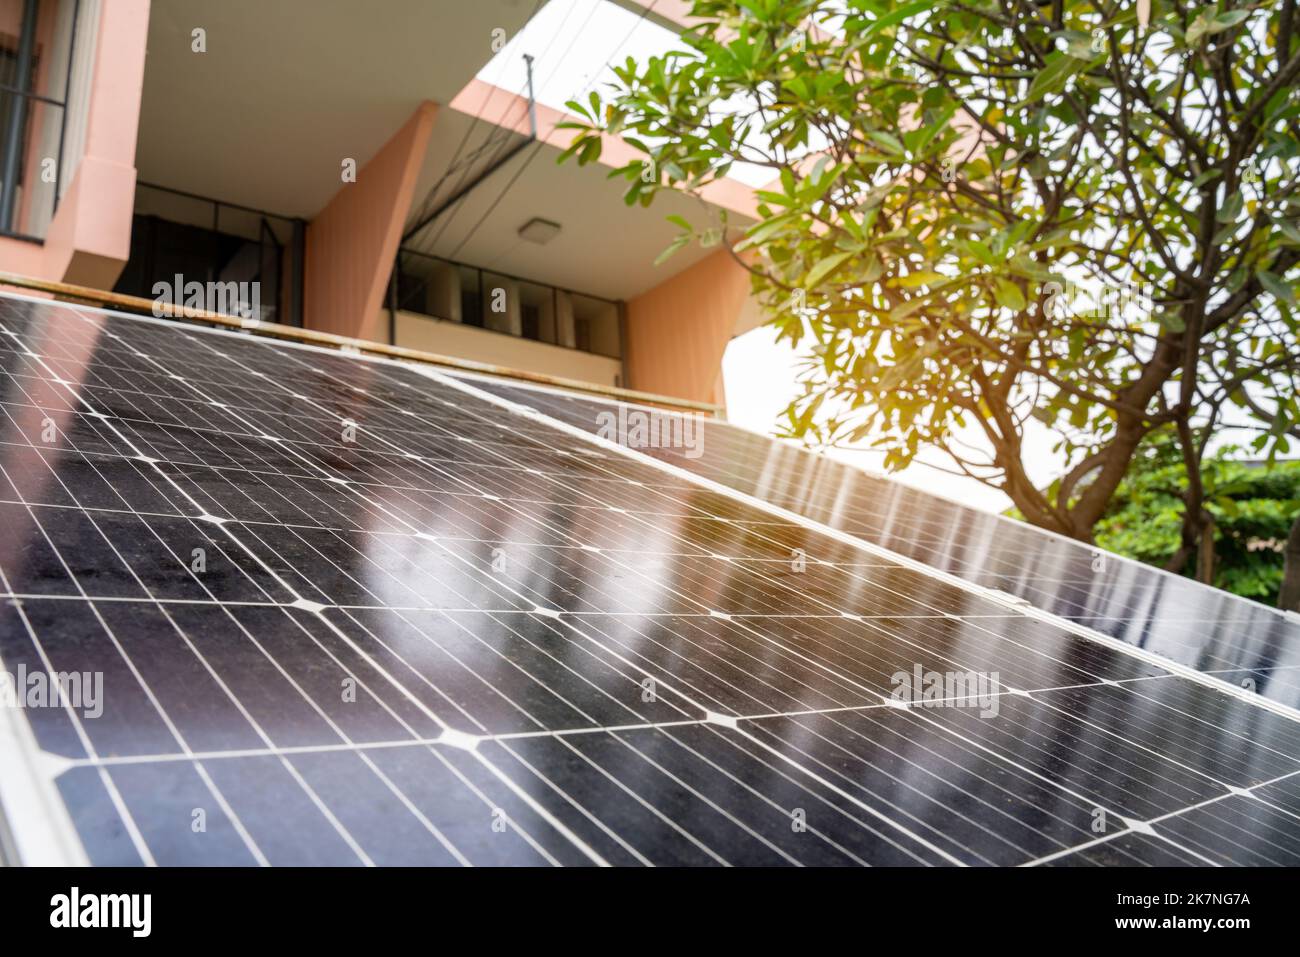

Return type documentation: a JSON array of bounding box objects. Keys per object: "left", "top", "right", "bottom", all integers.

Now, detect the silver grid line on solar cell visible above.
[
  {"left": 452, "top": 366, "right": 1300, "bottom": 629},
  {"left": 0, "top": 299, "right": 613, "bottom": 866},
  {"left": 449, "top": 368, "right": 1300, "bottom": 708},
  {"left": 426, "top": 367, "right": 1300, "bottom": 728},
  {"left": 16, "top": 306, "right": 1230, "bottom": 723},
  {"left": 1, "top": 291, "right": 1298, "bottom": 867}
]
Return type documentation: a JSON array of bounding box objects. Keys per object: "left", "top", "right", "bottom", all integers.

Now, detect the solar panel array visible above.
[
  {"left": 0, "top": 293, "right": 1298, "bottom": 866},
  {"left": 462, "top": 377, "right": 1300, "bottom": 712}
]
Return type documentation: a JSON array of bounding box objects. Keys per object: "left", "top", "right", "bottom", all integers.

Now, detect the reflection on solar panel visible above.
[
  {"left": 1, "top": 293, "right": 1298, "bottom": 867},
  {"left": 461, "top": 376, "right": 1300, "bottom": 712}
]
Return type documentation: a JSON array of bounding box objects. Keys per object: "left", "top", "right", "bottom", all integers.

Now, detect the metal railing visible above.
[
  {"left": 116, "top": 182, "right": 307, "bottom": 327},
  {"left": 393, "top": 247, "right": 623, "bottom": 360},
  {"left": 0, "top": 270, "right": 722, "bottom": 415}
]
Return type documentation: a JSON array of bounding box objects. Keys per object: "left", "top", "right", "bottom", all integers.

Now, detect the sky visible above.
[
  {"left": 479, "top": 0, "right": 675, "bottom": 113},
  {"left": 722, "top": 327, "right": 1067, "bottom": 515},
  {"left": 478, "top": 0, "right": 777, "bottom": 186}
]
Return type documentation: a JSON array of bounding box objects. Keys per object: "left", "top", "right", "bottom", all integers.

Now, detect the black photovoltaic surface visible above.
[
  {"left": 465, "top": 378, "right": 1300, "bottom": 711},
  {"left": 0, "top": 294, "right": 1297, "bottom": 867}
]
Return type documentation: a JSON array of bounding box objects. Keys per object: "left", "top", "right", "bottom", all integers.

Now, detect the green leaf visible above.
[
  {"left": 734, "top": 214, "right": 796, "bottom": 251},
  {"left": 959, "top": 239, "right": 999, "bottom": 266},
  {"left": 860, "top": 0, "right": 936, "bottom": 41},
  {"left": 888, "top": 299, "right": 927, "bottom": 321},
  {"left": 993, "top": 278, "right": 1026, "bottom": 311},
  {"left": 653, "top": 234, "right": 690, "bottom": 266},
  {"left": 1064, "top": 35, "right": 1099, "bottom": 60},
  {"left": 1186, "top": 13, "right": 1214, "bottom": 46},
  {"left": 1186, "top": 10, "right": 1248, "bottom": 46},
  {"left": 914, "top": 105, "right": 956, "bottom": 155},
  {"left": 1213, "top": 10, "right": 1253, "bottom": 30},
  {"left": 1259, "top": 271, "right": 1296, "bottom": 305},
  {"left": 867, "top": 131, "right": 906, "bottom": 158},
  {"left": 805, "top": 251, "right": 853, "bottom": 287},
  {"left": 1025, "top": 53, "right": 1091, "bottom": 103},
  {"left": 1216, "top": 193, "right": 1243, "bottom": 224},
  {"left": 1158, "top": 311, "right": 1186, "bottom": 333},
  {"left": 898, "top": 270, "right": 945, "bottom": 288},
  {"left": 1275, "top": 220, "right": 1300, "bottom": 245}
]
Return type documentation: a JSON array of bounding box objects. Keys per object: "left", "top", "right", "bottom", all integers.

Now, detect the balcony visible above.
[
  {"left": 391, "top": 248, "right": 624, "bottom": 386},
  {"left": 112, "top": 182, "right": 306, "bottom": 327}
]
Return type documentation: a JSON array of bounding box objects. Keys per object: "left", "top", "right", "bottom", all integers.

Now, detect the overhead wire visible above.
[
  {"left": 444, "top": 0, "right": 661, "bottom": 261},
  {"left": 404, "top": 0, "right": 548, "bottom": 237},
  {"left": 405, "top": 0, "right": 577, "bottom": 252}
]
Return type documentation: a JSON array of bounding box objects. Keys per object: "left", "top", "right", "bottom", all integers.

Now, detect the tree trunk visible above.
[
  {"left": 1195, "top": 512, "right": 1216, "bottom": 585},
  {"left": 1280, "top": 512, "right": 1300, "bottom": 613}
]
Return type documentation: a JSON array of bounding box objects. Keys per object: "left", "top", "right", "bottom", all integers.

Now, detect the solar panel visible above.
[
  {"left": 1, "top": 292, "right": 1298, "bottom": 868},
  {"left": 458, "top": 375, "right": 1300, "bottom": 711}
]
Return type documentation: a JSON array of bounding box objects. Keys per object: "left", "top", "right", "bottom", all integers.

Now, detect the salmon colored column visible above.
[
  {"left": 625, "top": 248, "right": 751, "bottom": 406},
  {"left": 303, "top": 101, "right": 436, "bottom": 342}
]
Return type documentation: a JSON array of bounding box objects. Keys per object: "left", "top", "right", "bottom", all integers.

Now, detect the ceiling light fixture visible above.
[{"left": 518, "top": 217, "right": 561, "bottom": 245}]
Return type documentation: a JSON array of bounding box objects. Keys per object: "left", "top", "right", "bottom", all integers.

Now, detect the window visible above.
[{"left": 395, "top": 248, "right": 622, "bottom": 359}]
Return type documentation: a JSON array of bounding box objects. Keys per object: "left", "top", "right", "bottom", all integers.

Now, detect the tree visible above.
[
  {"left": 1090, "top": 429, "right": 1300, "bottom": 606},
  {"left": 1202, "top": 346, "right": 1300, "bottom": 607},
  {"left": 559, "top": 0, "right": 1300, "bottom": 551}
]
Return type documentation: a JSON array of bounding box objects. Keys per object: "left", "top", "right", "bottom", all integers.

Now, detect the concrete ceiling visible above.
[
  {"left": 134, "top": 0, "right": 752, "bottom": 303},
  {"left": 135, "top": 0, "right": 540, "bottom": 218},
  {"left": 403, "top": 107, "right": 740, "bottom": 301}
]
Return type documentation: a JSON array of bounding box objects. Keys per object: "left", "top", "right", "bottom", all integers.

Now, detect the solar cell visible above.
[
  {"left": 0, "top": 293, "right": 1297, "bottom": 867},
  {"left": 459, "top": 375, "right": 1300, "bottom": 710}
]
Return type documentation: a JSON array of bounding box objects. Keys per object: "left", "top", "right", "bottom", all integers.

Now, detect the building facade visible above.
[{"left": 0, "top": 0, "right": 767, "bottom": 406}]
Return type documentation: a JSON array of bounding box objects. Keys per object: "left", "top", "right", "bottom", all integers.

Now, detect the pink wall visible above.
[
  {"left": 0, "top": 0, "right": 150, "bottom": 289},
  {"left": 303, "top": 101, "right": 436, "bottom": 341},
  {"left": 625, "top": 248, "right": 751, "bottom": 406}
]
